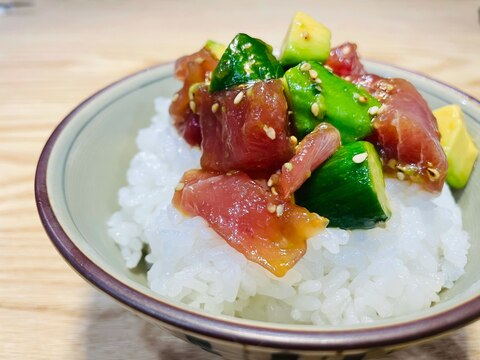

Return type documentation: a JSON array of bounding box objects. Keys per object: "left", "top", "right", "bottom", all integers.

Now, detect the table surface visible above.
[{"left": 1, "top": 0, "right": 480, "bottom": 359}]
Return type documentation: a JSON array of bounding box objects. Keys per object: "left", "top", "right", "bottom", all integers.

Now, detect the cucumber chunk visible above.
[
  {"left": 209, "top": 33, "right": 284, "bottom": 92},
  {"left": 295, "top": 141, "right": 391, "bottom": 229},
  {"left": 284, "top": 61, "right": 380, "bottom": 143},
  {"left": 280, "top": 11, "right": 331, "bottom": 67}
]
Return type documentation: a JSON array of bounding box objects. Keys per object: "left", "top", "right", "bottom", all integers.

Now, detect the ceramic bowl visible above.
[{"left": 35, "top": 61, "right": 480, "bottom": 360}]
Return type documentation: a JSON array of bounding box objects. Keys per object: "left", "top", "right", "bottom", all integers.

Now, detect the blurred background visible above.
[{"left": 1, "top": 0, "right": 479, "bottom": 359}]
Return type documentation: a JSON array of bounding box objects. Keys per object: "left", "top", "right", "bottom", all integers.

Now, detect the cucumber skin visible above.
[
  {"left": 285, "top": 62, "right": 381, "bottom": 143},
  {"left": 209, "top": 33, "right": 284, "bottom": 92},
  {"left": 295, "top": 142, "right": 390, "bottom": 229}
]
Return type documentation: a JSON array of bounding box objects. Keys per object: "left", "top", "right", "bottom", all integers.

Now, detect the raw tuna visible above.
[
  {"left": 169, "top": 47, "right": 218, "bottom": 146},
  {"left": 194, "top": 80, "right": 294, "bottom": 177},
  {"left": 275, "top": 123, "right": 341, "bottom": 198},
  {"left": 173, "top": 170, "right": 328, "bottom": 277},
  {"left": 327, "top": 43, "right": 447, "bottom": 192}
]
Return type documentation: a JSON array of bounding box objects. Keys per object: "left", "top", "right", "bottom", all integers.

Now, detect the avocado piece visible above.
[
  {"left": 279, "top": 12, "right": 331, "bottom": 68},
  {"left": 433, "top": 104, "right": 478, "bottom": 189},
  {"left": 205, "top": 40, "right": 226, "bottom": 60},
  {"left": 209, "top": 33, "right": 284, "bottom": 92},
  {"left": 284, "top": 61, "right": 380, "bottom": 142}
]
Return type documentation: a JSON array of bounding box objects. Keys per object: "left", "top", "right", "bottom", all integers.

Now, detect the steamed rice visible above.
[{"left": 107, "top": 96, "right": 470, "bottom": 325}]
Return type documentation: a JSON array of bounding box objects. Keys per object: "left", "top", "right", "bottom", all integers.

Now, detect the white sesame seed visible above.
[
  {"left": 263, "top": 125, "right": 276, "bottom": 140},
  {"left": 368, "top": 106, "right": 380, "bottom": 115},
  {"left": 299, "top": 31, "right": 310, "bottom": 40},
  {"left": 284, "top": 162, "right": 293, "bottom": 171},
  {"left": 267, "top": 178, "right": 273, "bottom": 187},
  {"left": 387, "top": 158, "right": 397, "bottom": 169},
  {"left": 358, "top": 95, "right": 367, "bottom": 103},
  {"left": 211, "top": 103, "right": 219, "bottom": 113},
  {"left": 309, "top": 69, "right": 318, "bottom": 80},
  {"left": 315, "top": 78, "right": 322, "bottom": 84},
  {"left": 189, "top": 100, "right": 196, "bottom": 112},
  {"left": 276, "top": 204, "right": 285, "bottom": 217},
  {"left": 352, "top": 152, "right": 368, "bottom": 163},
  {"left": 427, "top": 167, "right": 440, "bottom": 181},
  {"left": 243, "top": 43, "right": 252, "bottom": 49},
  {"left": 194, "top": 57, "right": 205, "bottom": 64},
  {"left": 324, "top": 65, "right": 333, "bottom": 72},
  {"left": 175, "top": 182, "right": 185, "bottom": 191},
  {"left": 315, "top": 85, "right": 322, "bottom": 92},
  {"left": 342, "top": 46, "right": 351, "bottom": 55},
  {"left": 311, "top": 102, "right": 320, "bottom": 117},
  {"left": 233, "top": 91, "right": 244, "bottom": 105},
  {"left": 172, "top": 93, "right": 179, "bottom": 102},
  {"left": 299, "top": 62, "right": 311, "bottom": 72},
  {"left": 267, "top": 203, "right": 277, "bottom": 214},
  {"left": 344, "top": 76, "right": 352, "bottom": 82},
  {"left": 397, "top": 171, "right": 406, "bottom": 181},
  {"left": 289, "top": 136, "right": 298, "bottom": 146}
]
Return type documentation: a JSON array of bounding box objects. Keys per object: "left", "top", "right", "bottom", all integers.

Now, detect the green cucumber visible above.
[
  {"left": 209, "top": 33, "right": 284, "bottom": 92},
  {"left": 279, "top": 11, "right": 331, "bottom": 67},
  {"left": 284, "top": 61, "right": 381, "bottom": 142},
  {"left": 295, "top": 141, "right": 391, "bottom": 229}
]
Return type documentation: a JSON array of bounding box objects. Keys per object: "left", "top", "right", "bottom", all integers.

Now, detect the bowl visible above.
[{"left": 35, "top": 61, "right": 480, "bottom": 359}]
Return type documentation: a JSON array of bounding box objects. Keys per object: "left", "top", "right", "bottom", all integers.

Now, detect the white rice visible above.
[{"left": 107, "top": 96, "right": 470, "bottom": 325}]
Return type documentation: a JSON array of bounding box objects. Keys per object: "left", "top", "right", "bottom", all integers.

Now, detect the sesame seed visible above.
[
  {"left": 175, "top": 182, "right": 185, "bottom": 191},
  {"left": 263, "top": 125, "right": 276, "bottom": 140},
  {"left": 189, "top": 101, "right": 196, "bottom": 112},
  {"left": 368, "top": 106, "right": 380, "bottom": 115},
  {"left": 289, "top": 136, "right": 298, "bottom": 146},
  {"left": 315, "top": 85, "right": 322, "bottom": 92},
  {"left": 299, "top": 62, "right": 311, "bottom": 72},
  {"left": 311, "top": 102, "right": 320, "bottom": 117},
  {"left": 387, "top": 158, "right": 397, "bottom": 169},
  {"left": 211, "top": 103, "right": 219, "bottom": 113},
  {"left": 267, "top": 178, "right": 273, "bottom": 187},
  {"left": 299, "top": 31, "right": 310, "bottom": 40},
  {"left": 309, "top": 69, "right": 318, "bottom": 80},
  {"left": 324, "top": 65, "right": 333, "bottom": 72},
  {"left": 233, "top": 91, "right": 244, "bottom": 105},
  {"left": 342, "top": 46, "right": 351, "bottom": 55},
  {"left": 427, "top": 167, "right": 440, "bottom": 181},
  {"left": 397, "top": 171, "right": 406, "bottom": 181},
  {"left": 267, "top": 203, "right": 277, "bottom": 213},
  {"left": 352, "top": 152, "right": 368, "bottom": 163},
  {"left": 358, "top": 95, "right": 367, "bottom": 103},
  {"left": 271, "top": 187, "right": 278, "bottom": 196},
  {"left": 284, "top": 162, "right": 293, "bottom": 171},
  {"left": 194, "top": 57, "right": 205, "bottom": 64},
  {"left": 276, "top": 204, "right": 285, "bottom": 217},
  {"left": 172, "top": 93, "right": 179, "bottom": 102},
  {"left": 344, "top": 76, "right": 352, "bottom": 82},
  {"left": 243, "top": 43, "right": 252, "bottom": 49},
  {"left": 315, "top": 78, "right": 322, "bottom": 84}
]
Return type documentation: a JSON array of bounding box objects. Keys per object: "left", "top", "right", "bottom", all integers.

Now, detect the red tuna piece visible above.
[
  {"left": 274, "top": 123, "right": 341, "bottom": 199},
  {"left": 169, "top": 47, "right": 218, "bottom": 146},
  {"left": 194, "top": 80, "right": 294, "bottom": 178},
  {"left": 327, "top": 43, "right": 447, "bottom": 192},
  {"left": 173, "top": 170, "right": 328, "bottom": 277}
]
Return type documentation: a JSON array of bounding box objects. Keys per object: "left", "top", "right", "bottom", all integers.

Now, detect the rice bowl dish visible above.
[
  {"left": 106, "top": 12, "right": 477, "bottom": 327},
  {"left": 107, "top": 96, "right": 469, "bottom": 326}
]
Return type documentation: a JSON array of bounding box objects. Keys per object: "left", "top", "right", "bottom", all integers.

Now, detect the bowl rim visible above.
[{"left": 35, "top": 61, "right": 480, "bottom": 351}]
